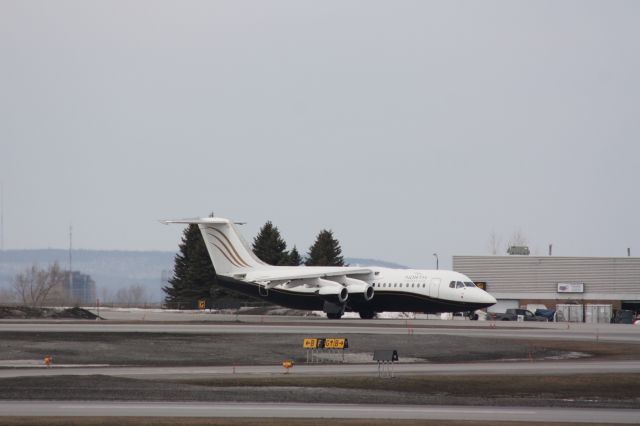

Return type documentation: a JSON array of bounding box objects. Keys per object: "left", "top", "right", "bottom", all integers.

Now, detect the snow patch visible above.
[{"left": 0, "top": 359, "right": 110, "bottom": 368}]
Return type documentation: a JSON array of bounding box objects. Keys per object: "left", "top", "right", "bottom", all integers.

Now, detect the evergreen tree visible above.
[
  {"left": 252, "top": 221, "right": 288, "bottom": 265},
  {"left": 305, "top": 229, "right": 345, "bottom": 266},
  {"left": 163, "top": 224, "right": 230, "bottom": 308},
  {"left": 279, "top": 245, "right": 303, "bottom": 266}
]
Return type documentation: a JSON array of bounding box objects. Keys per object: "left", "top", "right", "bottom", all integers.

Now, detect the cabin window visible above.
[
  {"left": 449, "top": 281, "right": 455, "bottom": 288},
  {"left": 375, "top": 271, "right": 380, "bottom": 275},
  {"left": 423, "top": 283, "right": 426, "bottom": 288},
  {"left": 394, "top": 283, "right": 397, "bottom": 287}
]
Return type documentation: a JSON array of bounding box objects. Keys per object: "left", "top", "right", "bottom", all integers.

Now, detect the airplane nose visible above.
[
  {"left": 472, "top": 289, "right": 496, "bottom": 305},
  {"left": 484, "top": 292, "right": 497, "bottom": 305}
]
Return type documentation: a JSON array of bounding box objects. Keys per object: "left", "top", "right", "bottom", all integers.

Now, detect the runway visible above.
[
  {"left": 2, "top": 316, "right": 640, "bottom": 423},
  {"left": 1, "top": 320, "right": 639, "bottom": 343},
  {"left": 1, "top": 401, "right": 638, "bottom": 423},
  {"left": 3, "top": 360, "right": 640, "bottom": 379}
]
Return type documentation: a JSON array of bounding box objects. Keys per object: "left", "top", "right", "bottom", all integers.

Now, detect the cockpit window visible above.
[
  {"left": 464, "top": 282, "right": 475, "bottom": 287},
  {"left": 449, "top": 281, "right": 455, "bottom": 288},
  {"left": 456, "top": 281, "right": 464, "bottom": 289}
]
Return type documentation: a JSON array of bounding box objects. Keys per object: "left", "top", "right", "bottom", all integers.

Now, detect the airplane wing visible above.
[{"left": 243, "top": 267, "right": 373, "bottom": 283}]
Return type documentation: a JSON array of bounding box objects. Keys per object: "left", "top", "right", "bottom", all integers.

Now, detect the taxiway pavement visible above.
[
  {"left": 1, "top": 401, "right": 638, "bottom": 423},
  {"left": 1, "top": 320, "right": 638, "bottom": 343},
  {"left": 2, "top": 360, "right": 640, "bottom": 379}
]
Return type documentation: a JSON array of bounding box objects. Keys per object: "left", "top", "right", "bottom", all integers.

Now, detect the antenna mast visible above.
[{"left": 69, "top": 225, "right": 73, "bottom": 285}]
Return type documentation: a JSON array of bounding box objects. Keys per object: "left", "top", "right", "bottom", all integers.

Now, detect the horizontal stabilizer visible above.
[{"left": 160, "top": 218, "right": 233, "bottom": 225}]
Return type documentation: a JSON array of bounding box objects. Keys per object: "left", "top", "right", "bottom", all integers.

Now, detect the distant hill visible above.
[
  {"left": 0, "top": 250, "right": 174, "bottom": 302},
  {"left": 0, "top": 250, "right": 408, "bottom": 303}
]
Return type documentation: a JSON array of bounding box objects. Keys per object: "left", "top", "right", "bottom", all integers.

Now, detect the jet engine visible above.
[
  {"left": 316, "top": 278, "right": 348, "bottom": 304},
  {"left": 347, "top": 283, "right": 374, "bottom": 301},
  {"left": 342, "top": 277, "right": 374, "bottom": 302}
]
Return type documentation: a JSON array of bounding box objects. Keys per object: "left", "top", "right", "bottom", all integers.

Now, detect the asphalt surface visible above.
[
  {"left": 3, "top": 360, "right": 640, "bottom": 380},
  {"left": 2, "top": 313, "right": 639, "bottom": 423},
  {"left": 1, "top": 401, "right": 639, "bottom": 423},
  {"left": 1, "top": 320, "right": 638, "bottom": 343}
]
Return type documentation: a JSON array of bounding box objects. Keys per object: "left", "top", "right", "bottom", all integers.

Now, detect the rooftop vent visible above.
[{"left": 507, "top": 245, "right": 530, "bottom": 255}]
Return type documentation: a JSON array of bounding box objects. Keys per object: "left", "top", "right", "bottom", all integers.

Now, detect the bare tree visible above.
[
  {"left": 488, "top": 230, "right": 502, "bottom": 255},
  {"left": 507, "top": 230, "right": 528, "bottom": 248},
  {"left": 114, "top": 284, "right": 149, "bottom": 307},
  {"left": 115, "top": 287, "right": 131, "bottom": 307},
  {"left": 99, "top": 287, "right": 112, "bottom": 306},
  {"left": 13, "top": 263, "right": 67, "bottom": 307},
  {"left": 129, "top": 284, "right": 148, "bottom": 306},
  {"left": 0, "top": 286, "right": 16, "bottom": 305}
]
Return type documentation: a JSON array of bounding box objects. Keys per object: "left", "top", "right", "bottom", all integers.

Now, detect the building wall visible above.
[
  {"left": 453, "top": 256, "right": 640, "bottom": 308},
  {"left": 64, "top": 271, "right": 96, "bottom": 305}
]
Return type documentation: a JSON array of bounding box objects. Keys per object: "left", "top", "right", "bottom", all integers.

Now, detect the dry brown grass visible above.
[
  {"left": 514, "top": 339, "right": 640, "bottom": 361},
  {"left": 178, "top": 373, "right": 640, "bottom": 400}
]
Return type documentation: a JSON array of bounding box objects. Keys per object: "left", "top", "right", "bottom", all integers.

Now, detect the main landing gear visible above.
[
  {"left": 323, "top": 301, "right": 345, "bottom": 320},
  {"left": 358, "top": 311, "right": 376, "bottom": 319}
]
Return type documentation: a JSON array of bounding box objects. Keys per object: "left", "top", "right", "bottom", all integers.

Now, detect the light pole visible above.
[{"left": 433, "top": 253, "right": 439, "bottom": 270}]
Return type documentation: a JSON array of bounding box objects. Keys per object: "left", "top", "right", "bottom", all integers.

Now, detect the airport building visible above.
[
  {"left": 453, "top": 255, "right": 640, "bottom": 316},
  {"left": 64, "top": 271, "right": 96, "bottom": 305}
]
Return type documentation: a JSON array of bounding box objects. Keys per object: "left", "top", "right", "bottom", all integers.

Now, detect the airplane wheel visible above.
[
  {"left": 359, "top": 311, "right": 375, "bottom": 319},
  {"left": 327, "top": 313, "right": 343, "bottom": 319}
]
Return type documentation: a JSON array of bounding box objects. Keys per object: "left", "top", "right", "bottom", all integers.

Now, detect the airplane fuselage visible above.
[
  {"left": 162, "top": 217, "right": 496, "bottom": 319},
  {"left": 216, "top": 267, "right": 495, "bottom": 316}
]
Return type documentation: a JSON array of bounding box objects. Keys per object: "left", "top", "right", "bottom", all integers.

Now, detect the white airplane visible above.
[{"left": 162, "top": 217, "right": 496, "bottom": 319}]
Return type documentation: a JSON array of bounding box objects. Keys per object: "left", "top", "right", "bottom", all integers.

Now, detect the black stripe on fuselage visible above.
[{"left": 216, "top": 275, "right": 492, "bottom": 313}]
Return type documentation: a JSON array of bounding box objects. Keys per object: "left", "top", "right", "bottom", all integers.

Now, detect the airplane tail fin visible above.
[{"left": 161, "top": 217, "right": 266, "bottom": 276}]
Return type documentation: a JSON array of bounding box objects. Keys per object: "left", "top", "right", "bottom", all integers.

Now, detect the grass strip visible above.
[{"left": 177, "top": 373, "right": 640, "bottom": 400}]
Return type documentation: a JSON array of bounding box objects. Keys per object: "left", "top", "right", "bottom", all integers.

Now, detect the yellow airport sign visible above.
[
  {"left": 303, "top": 338, "right": 318, "bottom": 348},
  {"left": 324, "top": 338, "right": 346, "bottom": 349},
  {"left": 198, "top": 299, "right": 206, "bottom": 310},
  {"left": 303, "top": 337, "right": 348, "bottom": 349}
]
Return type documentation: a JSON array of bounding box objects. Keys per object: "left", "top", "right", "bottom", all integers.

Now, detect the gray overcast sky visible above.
[{"left": 1, "top": 0, "right": 639, "bottom": 269}]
